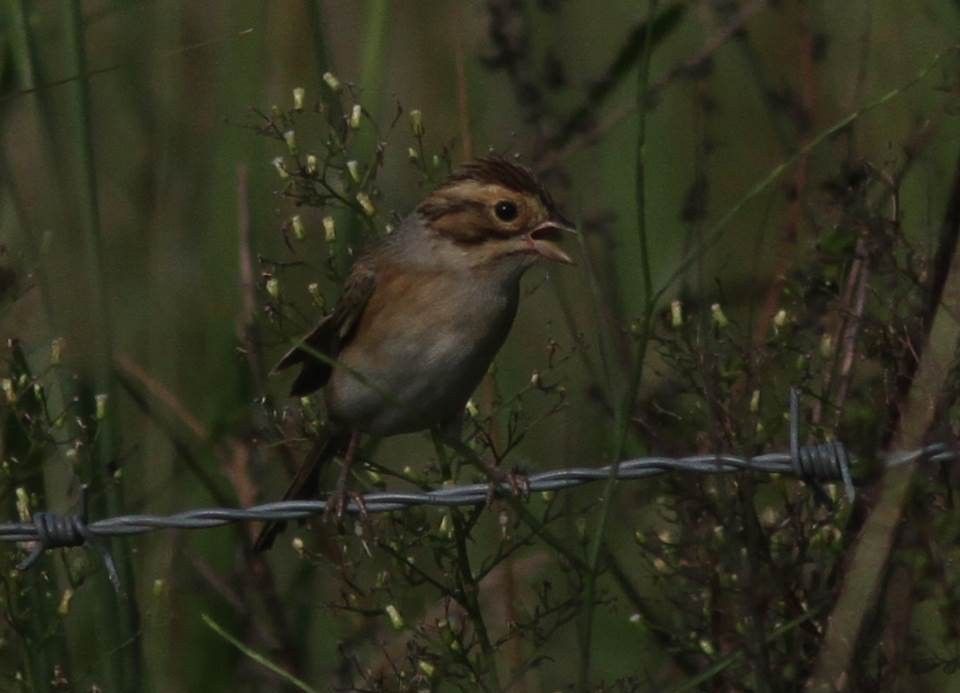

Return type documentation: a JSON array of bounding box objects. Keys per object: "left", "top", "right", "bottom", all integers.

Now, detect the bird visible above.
[{"left": 254, "top": 157, "right": 574, "bottom": 551}]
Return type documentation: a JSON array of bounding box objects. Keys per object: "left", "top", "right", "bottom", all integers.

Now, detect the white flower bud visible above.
[
  {"left": 671, "top": 300, "right": 683, "bottom": 328},
  {"left": 266, "top": 277, "right": 280, "bottom": 299},
  {"left": 407, "top": 147, "right": 419, "bottom": 161},
  {"left": 95, "top": 393, "right": 108, "bottom": 420},
  {"left": 710, "top": 303, "right": 729, "bottom": 328},
  {"left": 306, "top": 154, "right": 318, "bottom": 175},
  {"left": 15, "top": 487, "right": 30, "bottom": 522},
  {"left": 409, "top": 109, "right": 424, "bottom": 136},
  {"left": 349, "top": 104, "right": 362, "bottom": 129},
  {"left": 292, "top": 87, "right": 305, "bottom": 111},
  {"left": 271, "top": 157, "right": 289, "bottom": 180},
  {"left": 385, "top": 604, "right": 405, "bottom": 630},
  {"left": 290, "top": 215, "right": 305, "bottom": 240},
  {"left": 346, "top": 160, "right": 360, "bottom": 182},
  {"left": 322, "top": 71, "right": 341, "bottom": 93},
  {"left": 356, "top": 192, "right": 375, "bottom": 216},
  {"left": 773, "top": 309, "right": 787, "bottom": 329},
  {"left": 283, "top": 130, "right": 297, "bottom": 155},
  {"left": 322, "top": 216, "right": 336, "bottom": 242}
]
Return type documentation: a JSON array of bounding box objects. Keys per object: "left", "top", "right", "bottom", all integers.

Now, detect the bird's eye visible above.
[{"left": 494, "top": 200, "right": 518, "bottom": 222}]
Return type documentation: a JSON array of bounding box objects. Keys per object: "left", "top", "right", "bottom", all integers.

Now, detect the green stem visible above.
[
  {"left": 202, "top": 614, "right": 320, "bottom": 693},
  {"left": 579, "top": 2, "right": 659, "bottom": 690},
  {"left": 62, "top": 2, "right": 141, "bottom": 689}
]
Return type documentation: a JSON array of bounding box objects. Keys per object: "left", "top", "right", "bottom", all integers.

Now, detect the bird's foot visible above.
[
  {"left": 323, "top": 488, "right": 369, "bottom": 524},
  {"left": 484, "top": 467, "right": 530, "bottom": 507}
]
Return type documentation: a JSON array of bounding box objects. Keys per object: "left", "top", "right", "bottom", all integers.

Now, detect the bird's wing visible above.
[{"left": 273, "top": 257, "right": 377, "bottom": 395}]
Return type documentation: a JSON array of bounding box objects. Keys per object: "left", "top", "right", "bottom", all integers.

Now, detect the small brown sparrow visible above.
[{"left": 255, "top": 157, "right": 574, "bottom": 551}]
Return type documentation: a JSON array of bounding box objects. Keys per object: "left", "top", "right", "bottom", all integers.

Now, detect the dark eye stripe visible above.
[{"left": 417, "top": 198, "right": 485, "bottom": 222}]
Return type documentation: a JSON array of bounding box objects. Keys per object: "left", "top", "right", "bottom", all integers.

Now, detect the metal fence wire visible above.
[{"left": 3, "top": 389, "right": 956, "bottom": 589}]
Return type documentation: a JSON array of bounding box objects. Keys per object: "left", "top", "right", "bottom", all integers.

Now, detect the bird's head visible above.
[{"left": 414, "top": 157, "right": 575, "bottom": 272}]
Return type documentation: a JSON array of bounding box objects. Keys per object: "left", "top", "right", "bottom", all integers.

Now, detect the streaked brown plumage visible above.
[{"left": 255, "top": 157, "right": 573, "bottom": 551}]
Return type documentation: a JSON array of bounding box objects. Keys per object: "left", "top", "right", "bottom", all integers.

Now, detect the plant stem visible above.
[
  {"left": 202, "top": 614, "right": 320, "bottom": 693},
  {"left": 62, "top": 2, "right": 141, "bottom": 689},
  {"left": 579, "top": 2, "right": 660, "bottom": 690}
]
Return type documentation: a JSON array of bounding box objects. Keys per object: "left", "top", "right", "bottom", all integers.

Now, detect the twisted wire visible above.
[{"left": 2, "top": 388, "right": 955, "bottom": 586}]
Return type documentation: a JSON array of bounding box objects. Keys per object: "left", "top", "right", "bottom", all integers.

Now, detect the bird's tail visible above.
[{"left": 253, "top": 431, "right": 349, "bottom": 552}]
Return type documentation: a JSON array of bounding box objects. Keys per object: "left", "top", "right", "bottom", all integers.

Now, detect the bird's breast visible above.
[{"left": 326, "top": 268, "right": 519, "bottom": 436}]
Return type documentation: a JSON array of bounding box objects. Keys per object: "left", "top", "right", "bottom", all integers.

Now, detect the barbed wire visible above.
[{"left": 2, "top": 389, "right": 956, "bottom": 590}]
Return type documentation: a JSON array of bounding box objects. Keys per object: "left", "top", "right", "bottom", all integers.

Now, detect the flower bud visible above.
[
  {"left": 322, "top": 71, "right": 342, "bottom": 93},
  {"left": 307, "top": 282, "right": 324, "bottom": 307},
  {"left": 385, "top": 604, "right": 405, "bottom": 630},
  {"left": 292, "top": 87, "right": 305, "bottom": 111},
  {"left": 671, "top": 300, "right": 683, "bottom": 328},
  {"left": 265, "top": 277, "right": 280, "bottom": 299},
  {"left": 710, "top": 303, "right": 729, "bottom": 328},
  {"left": 283, "top": 130, "right": 297, "bottom": 155},
  {"left": 2, "top": 378, "right": 14, "bottom": 403},
  {"left": 773, "top": 309, "right": 787, "bottom": 329},
  {"left": 95, "top": 393, "right": 108, "bottom": 420},
  {"left": 305, "top": 154, "right": 318, "bottom": 175},
  {"left": 349, "top": 104, "right": 362, "bottom": 129},
  {"left": 439, "top": 513, "right": 453, "bottom": 538},
  {"left": 322, "top": 216, "right": 336, "bottom": 242},
  {"left": 15, "top": 487, "right": 30, "bottom": 522},
  {"left": 465, "top": 399, "right": 479, "bottom": 418},
  {"left": 290, "top": 215, "right": 305, "bottom": 240},
  {"left": 409, "top": 109, "right": 424, "bottom": 136},
  {"left": 292, "top": 537, "right": 305, "bottom": 557},
  {"left": 356, "top": 192, "right": 375, "bottom": 216},
  {"left": 346, "top": 160, "right": 360, "bottom": 182},
  {"left": 407, "top": 147, "right": 419, "bottom": 161},
  {"left": 418, "top": 660, "right": 435, "bottom": 678},
  {"left": 271, "top": 157, "right": 289, "bottom": 180}
]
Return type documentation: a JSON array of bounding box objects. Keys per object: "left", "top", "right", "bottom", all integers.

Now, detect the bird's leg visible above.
[{"left": 326, "top": 430, "right": 361, "bottom": 521}]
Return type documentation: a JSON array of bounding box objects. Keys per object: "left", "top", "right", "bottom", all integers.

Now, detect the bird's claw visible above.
[
  {"left": 484, "top": 468, "right": 530, "bottom": 507},
  {"left": 323, "top": 489, "right": 369, "bottom": 525}
]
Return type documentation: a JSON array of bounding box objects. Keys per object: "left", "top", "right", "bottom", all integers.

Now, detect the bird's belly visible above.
[{"left": 326, "top": 296, "right": 515, "bottom": 436}]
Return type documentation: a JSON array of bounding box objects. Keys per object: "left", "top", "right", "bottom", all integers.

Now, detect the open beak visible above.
[{"left": 527, "top": 219, "right": 577, "bottom": 265}]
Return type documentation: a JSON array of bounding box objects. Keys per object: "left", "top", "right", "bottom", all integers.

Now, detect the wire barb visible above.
[{"left": 15, "top": 486, "right": 121, "bottom": 590}]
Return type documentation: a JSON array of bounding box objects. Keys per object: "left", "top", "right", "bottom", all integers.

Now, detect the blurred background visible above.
[{"left": 2, "top": 1, "right": 960, "bottom": 691}]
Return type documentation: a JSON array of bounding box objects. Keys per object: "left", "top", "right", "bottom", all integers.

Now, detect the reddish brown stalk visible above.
[{"left": 751, "top": 9, "right": 815, "bottom": 346}]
